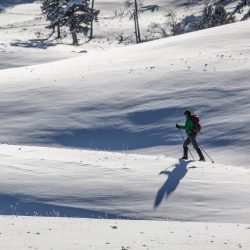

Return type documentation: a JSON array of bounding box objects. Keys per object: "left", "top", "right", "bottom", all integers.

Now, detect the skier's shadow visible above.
[{"left": 154, "top": 159, "right": 192, "bottom": 208}]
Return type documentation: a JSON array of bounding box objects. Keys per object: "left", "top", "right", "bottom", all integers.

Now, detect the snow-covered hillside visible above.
[
  {"left": 1, "top": 1, "right": 250, "bottom": 249},
  {"left": 0, "top": 1, "right": 83, "bottom": 70},
  {"left": 1, "top": 144, "right": 250, "bottom": 223},
  {"left": 0, "top": 144, "right": 250, "bottom": 249},
  {"left": 0, "top": 0, "right": 217, "bottom": 69},
  {"left": 0, "top": 20, "right": 250, "bottom": 167}
]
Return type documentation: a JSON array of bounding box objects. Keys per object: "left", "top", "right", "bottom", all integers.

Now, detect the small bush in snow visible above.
[
  {"left": 193, "top": 3, "right": 235, "bottom": 30},
  {"left": 147, "top": 11, "right": 178, "bottom": 39},
  {"left": 112, "top": 8, "right": 133, "bottom": 19}
]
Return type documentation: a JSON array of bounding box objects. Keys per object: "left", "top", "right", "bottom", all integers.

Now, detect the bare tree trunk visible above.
[
  {"left": 57, "top": 25, "right": 61, "bottom": 39},
  {"left": 135, "top": 12, "right": 141, "bottom": 42},
  {"left": 134, "top": 12, "right": 138, "bottom": 43},
  {"left": 134, "top": 0, "right": 141, "bottom": 43},
  {"left": 46, "top": 26, "right": 55, "bottom": 40},
  {"left": 90, "top": 0, "right": 95, "bottom": 39},
  {"left": 72, "top": 33, "right": 78, "bottom": 45}
]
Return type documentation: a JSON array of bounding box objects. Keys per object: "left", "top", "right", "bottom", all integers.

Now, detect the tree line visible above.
[
  {"left": 148, "top": 0, "right": 250, "bottom": 39},
  {"left": 41, "top": 0, "right": 250, "bottom": 45},
  {"left": 41, "top": 0, "right": 145, "bottom": 45}
]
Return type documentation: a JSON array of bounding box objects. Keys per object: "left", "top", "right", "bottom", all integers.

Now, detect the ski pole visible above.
[
  {"left": 197, "top": 142, "right": 214, "bottom": 163},
  {"left": 178, "top": 128, "right": 194, "bottom": 160}
]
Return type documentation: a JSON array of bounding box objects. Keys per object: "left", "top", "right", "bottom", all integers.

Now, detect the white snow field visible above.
[
  {"left": 0, "top": 144, "right": 250, "bottom": 249},
  {"left": 0, "top": 216, "right": 249, "bottom": 250},
  {"left": 1, "top": 1, "right": 250, "bottom": 249},
  {"left": 0, "top": 19, "right": 250, "bottom": 167},
  {"left": 0, "top": 144, "right": 250, "bottom": 223},
  {"left": 0, "top": 1, "right": 84, "bottom": 70}
]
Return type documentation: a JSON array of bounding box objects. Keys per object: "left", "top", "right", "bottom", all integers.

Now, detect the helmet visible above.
[{"left": 184, "top": 109, "right": 191, "bottom": 116}]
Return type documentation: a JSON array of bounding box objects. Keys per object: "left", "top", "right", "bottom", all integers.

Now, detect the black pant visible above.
[{"left": 183, "top": 133, "right": 199, "bottom": 150}]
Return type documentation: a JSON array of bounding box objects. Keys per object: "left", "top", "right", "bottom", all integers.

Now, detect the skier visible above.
[{"left": 176, "top": 110, "right": 205, "bottom": 161}]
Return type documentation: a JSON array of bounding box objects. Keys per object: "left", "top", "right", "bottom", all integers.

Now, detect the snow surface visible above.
[
  {"left": 0, "top": 0, "right": 208, "bottom": 69},
  {"left": 0, "top": 2, "right": 85, "bottom": 70},
  {"left": 0, "top": 143, "right": 249, "bottom": 248},
  {"left": 0, "top": 143, "right": 250, "bottom": 248},
  {"left": 0, "top": 144, "right": 250, "bottom": 224},
  {"left": 0, "top": 19, "right": 250, "bottom": 167},
  {"left": 1, "top": 216, "right": 249, "bottom": 250},
  {"left": 1, "top": 1, "right": 250, "bottom": 249}
]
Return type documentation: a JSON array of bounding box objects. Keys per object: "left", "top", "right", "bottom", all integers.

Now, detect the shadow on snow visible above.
[
  {"left": 0, "top": 0, "right": 36, "bottom": 10},
  {"left": 49, "top": 106, "right": 186, "bottom": 150},
  {"left": 50, "top": 127, "right": 179, "bottom": 151},
  {"left": 11, "top": 39, "right": 56, "bottom": 49},
  {"left": 154, "top": 159, "right": 192, "bottom": 208},
  {"left": 0, "top": 194, "right": 126, "bottom": 219}
]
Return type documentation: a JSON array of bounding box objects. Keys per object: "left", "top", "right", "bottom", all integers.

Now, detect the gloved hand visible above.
[{"left": 176, "top": 124, "right": 180, "bottom": 128}]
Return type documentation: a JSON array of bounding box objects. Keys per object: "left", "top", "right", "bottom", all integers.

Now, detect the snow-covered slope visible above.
[
  {"left": 0, "top": 20, "right": 250, "bottom": 167},
  {"left": 1, "top": 144, "right": 250, "bottom": 224},
  {"left": 1, "top": 1, "right": 250, "bottom": 249},
  {"left": 0, "top": 2, "right": 82, "bottom": 70},
  {"left": 0, "top": 144, "right": 249, "bottom": 249},
  {"left": 0, "top": 0, "right": 215, "bottom": 69}
]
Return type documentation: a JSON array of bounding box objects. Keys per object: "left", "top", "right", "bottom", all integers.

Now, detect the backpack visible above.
[{"left": 191, "top": 114, "right": 201, "bottom": 133}]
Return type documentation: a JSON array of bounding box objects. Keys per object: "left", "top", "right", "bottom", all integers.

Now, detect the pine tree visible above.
[
  {"left": 193, "top": 3, "right": 234, "bottom": 31},
  {"left": 41, "top": 0, "right": 64, "bottom": 39},
  {"left": 89, "top": 0, "right": 96, "bottom": 39},
  {"left": 61, "top": 0, "right": 93, "bottom": 45},
  {"left": 212, "top": 4, "right": 230, "bottom": 26},
  {"left": 41, "top": 0, "right": 99, "bottom": 45}
]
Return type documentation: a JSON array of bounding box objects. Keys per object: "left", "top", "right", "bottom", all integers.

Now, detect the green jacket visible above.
[{"left": 179, "top": 117, "right": 193, "bottom": 133}]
